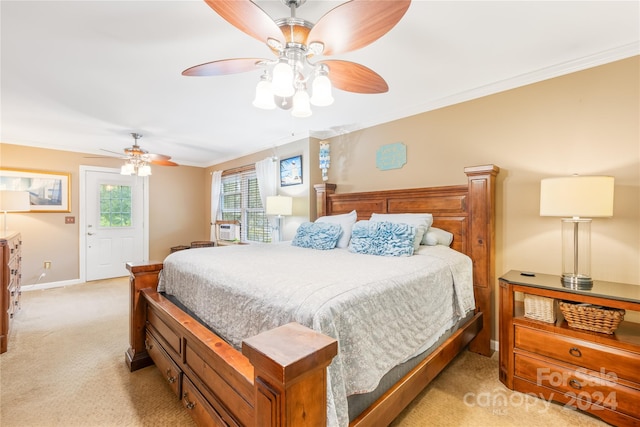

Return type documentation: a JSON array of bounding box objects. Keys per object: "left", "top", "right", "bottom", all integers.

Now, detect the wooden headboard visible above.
[{"left": 314, "top": 164, "right": 499, "bottom": 356}]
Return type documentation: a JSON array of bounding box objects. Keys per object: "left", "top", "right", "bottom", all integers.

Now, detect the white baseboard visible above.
[
  {"left": 491, "top": 338, "right": 499, "bottom": 353},
  {"left": 22, "top": 279, "right": 83, "bottom": 292}
]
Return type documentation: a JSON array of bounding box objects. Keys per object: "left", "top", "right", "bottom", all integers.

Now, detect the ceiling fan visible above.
[
  {"left": 99, "top": 133, "right": 178, "bottom": 176},
  {"left": 182, "top": 0, "right": 412, "bottom": 117}
]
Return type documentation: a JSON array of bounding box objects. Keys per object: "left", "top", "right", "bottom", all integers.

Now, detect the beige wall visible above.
[
  {"left": 0, "top": 144, "right": 208, "bottom": 285},
  {"left": 316, "top": 56, "right": 640, "bottom": 337}
]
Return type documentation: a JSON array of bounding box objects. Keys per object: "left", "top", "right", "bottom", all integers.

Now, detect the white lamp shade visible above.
[
  {"left": 540, "top": 176, "right": 614, "bottom": 218},
  {"left": 0, "top": 191, "right": 31, "bottom": 212},
  {"left": 265, "top": 196, "right": 293, "bottom": 216}
]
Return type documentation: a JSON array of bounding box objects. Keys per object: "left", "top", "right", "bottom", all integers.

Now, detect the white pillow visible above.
[
  {"left": 369, "top": 213, "right": 433, "bottom": 251},
  {"left": 315, "top": 210, "right": 357, "bottom": 249},
  {"left": 423, "top": 227, "right": 454, "bottom": 246}
]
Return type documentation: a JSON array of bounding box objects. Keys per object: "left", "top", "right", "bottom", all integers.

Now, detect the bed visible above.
[{"left": 126, "top": 164, "right": 499, "bottom": 427}]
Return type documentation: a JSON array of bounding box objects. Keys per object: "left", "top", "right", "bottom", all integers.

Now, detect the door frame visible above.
[{"left": 79, "top": 165, "right": 149, "bottom": 282}]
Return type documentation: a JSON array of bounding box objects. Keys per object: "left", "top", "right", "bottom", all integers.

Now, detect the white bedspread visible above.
[{"left": 159, "top": 243, "right": 474, "bottom": 427}]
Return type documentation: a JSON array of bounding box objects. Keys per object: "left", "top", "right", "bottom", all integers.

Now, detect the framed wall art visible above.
[
  {"left": 280, "top": 155, "right": 303, "bottom": 186},
  {"left": 0, "top": 168, "right": 71, "bottom": 212}
]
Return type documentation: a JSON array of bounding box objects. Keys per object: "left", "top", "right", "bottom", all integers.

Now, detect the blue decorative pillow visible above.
[
  {"left": 349, "top": 221, "right": 416, "bottom": 257},
  {"left": 292, "top": 222, "right": 343, "bottom": 250}
]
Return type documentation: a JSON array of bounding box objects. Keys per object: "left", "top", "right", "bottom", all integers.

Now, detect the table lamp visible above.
[
  {"left": 0, "top": 191, "right": 31, "bottom": 234},
  {"left": 540, "top": 175, "right": 614, "bottom": 289},
  {"left": 266, "top": 195, "right": 292, "bottom": 242}
]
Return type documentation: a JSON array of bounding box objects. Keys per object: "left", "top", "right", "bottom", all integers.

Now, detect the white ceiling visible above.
[{"left": 2, "top": 1, "right": 638, "bottom": 168}]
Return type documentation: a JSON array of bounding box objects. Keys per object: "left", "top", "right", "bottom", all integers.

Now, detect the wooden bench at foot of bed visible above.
[{"left": 126, "top": 164, "right": 499, "bottom": 426}]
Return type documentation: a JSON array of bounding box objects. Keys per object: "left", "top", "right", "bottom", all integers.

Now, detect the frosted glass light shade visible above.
[
  {"left": 291, "top": 89, "right": 312, "bottom": 118},
  {"left": 252, "top": 79, "right": 276, "bottom": 110},
  {"left": 540, "top": 176, "right": 614, "bottom": 218},
  {"left": 121, "top": 163, "right": 135, "bottom": 175},
  {"left": 310, "top": 74, "right": 334, "bottom": 106},
  {"left": 272, "top": 62, "right": 294, "bottom": 97},
  {"left": 138, "top": 165, "right": 152, "bottom": 177}
]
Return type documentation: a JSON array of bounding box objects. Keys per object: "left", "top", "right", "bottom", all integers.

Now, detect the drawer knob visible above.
[
  {"left": 144, "top": 338, "right": 152, "bottom": 351},
  {"left": 183, "top": 392, "right": 196, "bottom": 410},
  {"left": 569, "top": 379, "right": 582, "bottom": 390},
  {"left": 166, "top": 369, "right": 176, "bottom": 384},
  {"left": 569, "top": 347, "right": 582, "bottom": 358}
]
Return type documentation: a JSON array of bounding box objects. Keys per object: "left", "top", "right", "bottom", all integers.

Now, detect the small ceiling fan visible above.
[
  {"left": 182, "top": 0, "right": 411, "bottom": 116},
  {"left": 101, "top": 133, "right": 178, "bottom": 166},
  {"left": 96, "top": 133, "right": 178, "bottom": 176}
]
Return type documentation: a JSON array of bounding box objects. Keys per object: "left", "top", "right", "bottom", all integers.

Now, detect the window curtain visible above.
[
  {"left": 255, "top": 157, "right": 278, "bottom": 232},
  {"left": 210, "top": 170, "right": 223, "bottom": 240},
  {"left": 255, "top": 157, "right": 277, "bottom": 205}
]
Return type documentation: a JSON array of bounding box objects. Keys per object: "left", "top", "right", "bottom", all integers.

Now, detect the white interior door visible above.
[{"left": 82, "top": 167, "right": 146, "bottom": 281}]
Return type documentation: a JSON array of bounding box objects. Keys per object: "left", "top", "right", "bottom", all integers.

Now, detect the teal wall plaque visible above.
[{"left": 376, "top": 142, "right": 406, "bottom": 170}]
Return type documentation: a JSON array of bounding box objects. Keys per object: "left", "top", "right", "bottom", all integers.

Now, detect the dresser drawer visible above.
[
  {"left": 515, "top": 353, "right": 640, "bottom": 417},
  {"left": 515, "top": 325, "right": 640, "bottom": 384},
  {"left": 145, "top": 331, "right": 181, "bottom": 398},
  {"left": 182, "top": 376, "right": 228, "bottom": 427}
]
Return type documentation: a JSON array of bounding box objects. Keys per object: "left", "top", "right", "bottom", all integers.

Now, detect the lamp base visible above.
[{"left": 561, "top": 274, "right": 593, "bottom": 290}]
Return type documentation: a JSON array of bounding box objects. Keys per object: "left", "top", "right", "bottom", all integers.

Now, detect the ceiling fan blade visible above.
[
  {"left": 151, "top": 159, "right": 179, "bottom": 167},
  {"left": 308, "top": 0, "right": 411, "bottom": 56},
  {"left": 147, "top": 153, "right": 172, "bottom": 161},
  {"left": 182, "top": 58, "right": 268, "bottom": 76},
  {"left": 204, "top": 0, "right": 283, "bottom": 45},
  {"left": 100, "top": 149, "right": 127, "bottom": 158},
  {"left": 320, "top": 60, "right": 388, "bottom": 94}
]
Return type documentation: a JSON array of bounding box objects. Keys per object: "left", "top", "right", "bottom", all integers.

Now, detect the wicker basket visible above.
[
  {"left": 190, "top": 241, "right": 216, "bottom": 248},
  {"left": 524, "top": 294, "right": 557, "bottom": 323},
  {"left": 559, "top": 301, "right": 625, "bottom": 334}
]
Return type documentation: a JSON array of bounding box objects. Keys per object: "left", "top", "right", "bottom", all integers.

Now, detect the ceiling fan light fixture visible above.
[
  {"left": 291, "top": 88, "right": 312, "bottom": 118},
  {"left": 310, "top": 69, "right": 334, "bottom": 107},
  {"left": 120, "top": 163, "right": 135, "bottom": 176},
  {"left": 272, "top": 61, "right": 295, "bottom": 97},
  {"left": 253, "top": 75, "right": 276, "bottom": 110},
  {"left": 137, "top": 165, "right": 152, "bottom": 177}
]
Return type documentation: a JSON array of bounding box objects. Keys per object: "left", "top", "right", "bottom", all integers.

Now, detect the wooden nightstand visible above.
[{"left": 499, "top": 270, "right": 640, "bottom": 426}]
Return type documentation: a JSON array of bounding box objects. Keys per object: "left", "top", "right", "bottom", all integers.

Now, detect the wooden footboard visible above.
[{"left": 126, "top": 262, "right": 338, "bottom": 426}]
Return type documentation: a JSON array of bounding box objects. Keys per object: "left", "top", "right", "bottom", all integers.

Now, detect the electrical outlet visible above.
[{"left": 44, "top": 261, "right": 52, "bottom": 269}]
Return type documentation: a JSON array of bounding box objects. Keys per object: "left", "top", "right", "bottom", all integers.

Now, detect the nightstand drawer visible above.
[
  {"left": 515, "top": 353, "right": 640, "bottom": 417},
  {"left": 515, "top": 325, "right": 640, "bottom": 384}
]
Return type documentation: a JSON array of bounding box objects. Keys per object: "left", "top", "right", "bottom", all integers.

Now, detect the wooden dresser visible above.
[
  {"left": 499, "top": 270, "right": 640, "bottom": 426},
  {"left": 1, "top": 231, "right": 22, "bottom": 354}
]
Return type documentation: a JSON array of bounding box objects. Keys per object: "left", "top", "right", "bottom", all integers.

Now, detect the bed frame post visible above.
[
  {"left": 242, "top": 322, "right": 338, "bottom": 427},
  {"left": 125, "top": 261, "right": 163, "bottom": 372},
  {"left": 314, "top": 183, "right": 336, "bottom": 220},
  {"left": 464, "top": 165, "right": 499, "bottom": 356}
]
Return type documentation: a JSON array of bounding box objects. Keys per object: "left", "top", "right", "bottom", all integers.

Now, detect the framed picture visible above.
[
  {"left": 280, "top": 155, "right": 303, "bottom": 186},
  {"left": 0, "top": 168, "right": 71, "bottom": 212}
]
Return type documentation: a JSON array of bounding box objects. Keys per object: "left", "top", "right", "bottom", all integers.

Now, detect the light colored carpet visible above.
[{"left": 1, "top": 278, "right": 609, "bottom": 427}]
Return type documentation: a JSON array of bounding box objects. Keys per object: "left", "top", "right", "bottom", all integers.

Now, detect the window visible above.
[
  {"left": 99, "top": 184, "right": 132, "bottom": 227},
  {"left": 220, "top": 168, "right": 272, "bottom": 243}
]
